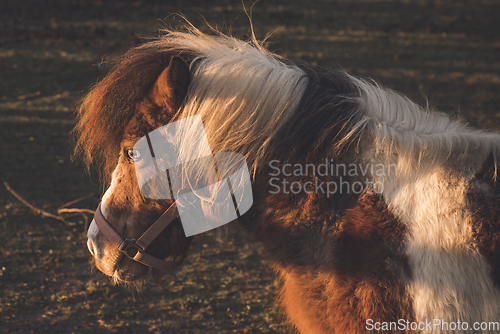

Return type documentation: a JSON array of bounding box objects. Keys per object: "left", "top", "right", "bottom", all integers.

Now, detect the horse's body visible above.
[{"left": 77, "top": 26, "right": 500, "bottom": 333}]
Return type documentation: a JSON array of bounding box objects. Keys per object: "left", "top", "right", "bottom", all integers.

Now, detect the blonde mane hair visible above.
[{"left": 147, "top": 25, "right": 308, "bottom": 177}]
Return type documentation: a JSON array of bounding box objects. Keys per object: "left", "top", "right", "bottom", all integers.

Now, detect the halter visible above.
[{"left": 93, "top": 202, "right": 186, "bottom": 270}]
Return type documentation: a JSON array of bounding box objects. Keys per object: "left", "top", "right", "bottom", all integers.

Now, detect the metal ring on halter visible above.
[{"left": 120, "top": 238, "right": 143, "bottom": 260}]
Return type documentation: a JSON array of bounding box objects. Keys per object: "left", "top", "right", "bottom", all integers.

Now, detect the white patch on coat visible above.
[{"left": 354, "top": 78, "right": 500, "bottom": 332}]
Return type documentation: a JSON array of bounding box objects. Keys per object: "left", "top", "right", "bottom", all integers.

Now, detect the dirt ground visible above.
[{"left": 1, "top": 0, "right": 499, "bottom": 333}]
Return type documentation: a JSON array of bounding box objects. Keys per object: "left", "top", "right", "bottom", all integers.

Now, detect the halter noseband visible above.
[{"left": 93, "top": 202, "right": 185, "bottom": 270}]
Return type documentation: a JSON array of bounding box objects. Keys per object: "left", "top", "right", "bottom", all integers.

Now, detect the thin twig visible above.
[
  {"left": 3, "top": 181, "right": 95, "bottom": 228},
  {"left": 3, "top": 181, "right": 68, "bottom": 223},
  {"left": 58, "top": 208, "right": 95, "bottom": 215},
  {"left": 58, "top": 192, "right": 96, "bottom": 210}
]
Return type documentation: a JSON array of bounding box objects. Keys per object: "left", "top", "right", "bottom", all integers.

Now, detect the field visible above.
[{"left": 1, "top": 0, "right": 499, "bottom": 333}]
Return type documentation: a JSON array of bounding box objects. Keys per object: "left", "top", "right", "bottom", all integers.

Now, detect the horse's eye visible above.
[{"left": 125, "top": 149, "right": 141, "bottom": 162}]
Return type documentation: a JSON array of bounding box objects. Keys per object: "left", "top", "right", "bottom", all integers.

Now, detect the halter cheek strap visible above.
[{"left": 93, "top": 202, "right": 185, "bottom": 270}]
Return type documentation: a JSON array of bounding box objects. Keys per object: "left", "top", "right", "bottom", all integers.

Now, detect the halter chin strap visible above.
[{"left": 93, "top": 202, "right": 184, "bottom": 270}]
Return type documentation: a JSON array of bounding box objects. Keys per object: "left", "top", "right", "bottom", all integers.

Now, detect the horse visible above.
[{"left": 76, "top": 25, "right": 500, "bottom": 333}]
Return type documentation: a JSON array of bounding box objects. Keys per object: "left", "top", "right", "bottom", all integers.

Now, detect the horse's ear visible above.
[{"left": 149, "top": 56, "right": 190, "bottom": 111}]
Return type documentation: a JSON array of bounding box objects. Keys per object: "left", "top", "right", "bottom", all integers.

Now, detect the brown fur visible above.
[
  {"left": 239, "top": 119, "right": 414, "bottom": 332},
  {"left": 231, "top": 84, "right": 415, "bottom": 330},
  {"left": 467, "top": 153, "right": 500, "bottom": 288},
  {"left": 252, "top": 188, "right": 415, "bottom": 333}
]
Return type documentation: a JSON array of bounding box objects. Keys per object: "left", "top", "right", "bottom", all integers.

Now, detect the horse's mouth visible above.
[
  {"left": 87, "top": 226, "right": 146, "bottom": 282},
  {"left": 86, "top": 217, "right": 189, "bottom": 282},
  {"left": 112, "top": 263, "right": 148, "bottom": 282}
]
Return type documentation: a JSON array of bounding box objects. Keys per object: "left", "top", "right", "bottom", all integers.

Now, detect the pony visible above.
[{"left": 76, "top": 25, "right": 500, "bottom": 333}]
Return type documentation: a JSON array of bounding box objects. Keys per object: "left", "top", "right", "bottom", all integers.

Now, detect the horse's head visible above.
[
  {"left": 80, "top": 55, "right": 193, "bottom": 282},
  {"left": 77, "top": 28, "right": 304, "bottom": 282}
]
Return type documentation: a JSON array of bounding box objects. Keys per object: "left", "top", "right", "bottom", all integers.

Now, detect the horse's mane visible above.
[
  {"left": 74, "top": 23, "right": 499, "bottom": 186},
  {"left": 156, "top": 26, "right": 310, "bottom": 178},
  {"left": 73, "top": 24, "right": 309, "bottom": 183},
  {"left": 352, "top": 77, "right": 500, "bottom": 179}
]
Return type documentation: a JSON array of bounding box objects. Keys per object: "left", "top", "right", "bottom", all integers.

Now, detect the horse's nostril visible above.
[{"left": 87, "top": 239, "right": 95, "bottom": 256}]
